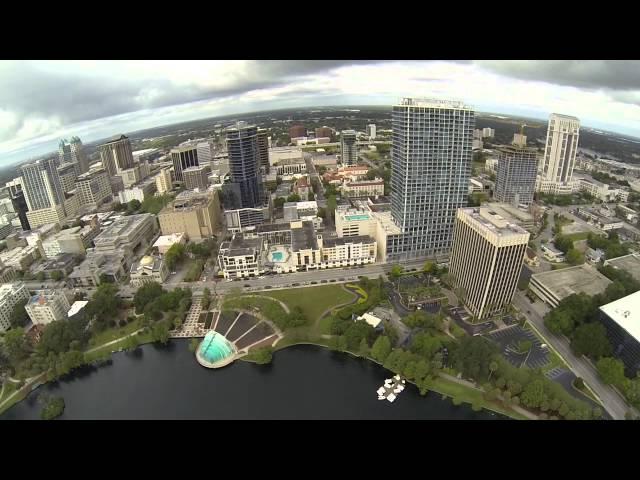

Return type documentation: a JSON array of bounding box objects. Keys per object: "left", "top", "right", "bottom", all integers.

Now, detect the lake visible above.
[{"left": 2, "top": 341, "right": 504, "bottom": 420}]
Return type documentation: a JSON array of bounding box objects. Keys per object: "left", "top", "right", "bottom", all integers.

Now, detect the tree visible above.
[
  {"left": 517, "top": 340, "right": 532, "bottom": 354},
  {"left": 597, "top": 357, "right": 626, "bottom": 386},
  {"left": 50, "top": 270, "right": 64, "bottom": 281},
  {"left": 127, "top": 199, "right": 142, "bottom": 212},
  {"left": 40, "top": 396, "right": 65, "bottom": 420},
  {"left": 253, "top": 347, "right": 273, "bottom": 364},
  {"left": 188, "top": 338, "right": 200, "bottom": 353},
  {"left": 3, "top": 327, "right": 31, "bottom": 364},
  {"left": 488, "top": 361, "right": 498, "bottom": 381},
  {"left": 566, "top": 248, "right": 584, "bottom": 266},
  {"left": 274, "top": 197, "right": 286, "bottom": 209},
  {"left": 35, "top": 272, "right": 46, "bottom": 282},
  {"left": 570, "top": 323, "right": 612, "bottom": 359},
  {"left": 358, "top": 338, "right": 370, "bottom": 357},
  {"left": 152, "top": 321, "right": 171, "bottom": 345},
  {"left": 422, "top": 261, "right": 435, "bottom": 275},
  {"left": 201, "top": 288, "right": 211, "bottom": 310},
  {"left": 10, "top": 301, "right": 30, "bottom": 329},
  {"left": 371, "top": 335, "right": 392, "bottom": 363},
  {"left": 390, "top": 265, "right": 403, "bottom": 281},
  {"left": 164, "top": 243, "right": 186, "bottom": 271},
  {"left": 286, "top": 193, "right": 301, "bottom": 203},
  {"left": 307, "top": 191, "right": 315, "bottom": 201},
  {"left": 521, "top": 379, "right": 545, "bottom": 409},
  {"left": 134, "top": 282, "right": 165, "bottom": 314}
]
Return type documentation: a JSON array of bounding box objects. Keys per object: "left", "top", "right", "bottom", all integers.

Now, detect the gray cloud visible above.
[{"left": 475, "top": 60, "right": 640, "bottom": 91}]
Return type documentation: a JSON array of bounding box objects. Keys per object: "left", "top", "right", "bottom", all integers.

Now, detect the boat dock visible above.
[{"left": 376, "top": 375, "right": 406, "bottom": 402}]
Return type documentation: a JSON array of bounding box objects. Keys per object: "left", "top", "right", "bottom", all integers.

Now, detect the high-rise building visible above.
[
  {"left": 367, "top": 124, "right": 377, "bottom": 139},
  {"left": 10, "top": 190, "right": 30, "bottom": 231},
  {"left": 449, "top": 207, "right": 529, "bottom": 321},
  {"left": 256, "top": 128, "right": 270, "bottom": 174},
  {"left": 155, "top": 167, "right": 173, "bottom": 194},
  {"left": 21, "top": 158, "right": 65, "bottom": 211},
  {"left": 196, "top": 141, "right": 215, "bottom": 165},
  {"left": 315, "top": 127, "right": 332, "bottom": 139},
  {"left": 289, "top": 124, "right": 306, "bottom": 140},
  {"left": 98, "top": 134, "right": 135, "bottom": 176},
  {"left": 57, "top": 162, "right": 78, "bottom": 193},
  {"left": 6, "top": 177, "right": 23, "bottom": 197},
  {"left": 537, "top": 113, "right": 580, "bottom": 194},
  {"left": 158, "top": 190, "right": 221, "bottom": 241},
  {"left": 74, "top": 168, "right": 112, "bottom": 208},
  {"left": 0, "top": 282, "right": 30, "bottom": 332},
  {"left": 183, "top": 165, "right": 211, "bottom": 191},
  {"left": 388, "top": 97, "right": 474, "bottom": 260},
  {"left": 69, "top": 136, "right": 89, "bottom": 174},
  {"left": 25, "top": 289, "right": 71, "bottom": 326},
  {"left": 340, "top": 130, "right": 358, "bottom": 166},
  {"left": 171, "top": 144, "right": 199, "bottom": 182},
  {"left": 224, "top": 122, "right": 264, "bottom": 209},
  {"left": 494, "top": 145, "right": 538, "bottom": 206},
  {"left": 58, "top": 139, "right": 73, "bottom": 165}
]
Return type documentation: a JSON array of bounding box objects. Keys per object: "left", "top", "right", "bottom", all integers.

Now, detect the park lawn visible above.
[
  {"left": 265, "top": 285, "right": 356, "bottom": 324},
  {"left": 88, "top": 318, "right": 142, "bottom": 347},
  {"left": 0, "top": 381, "right": 17, "bottom": 404},
  {"left": 84, "top": 329, "right": 154, "bottom": 363},
  {"left": 563, "top": 231, "right": 590, "bottom": 242},
  {"left": 318, "top": 316, "right": 334, "bottom": 335}
]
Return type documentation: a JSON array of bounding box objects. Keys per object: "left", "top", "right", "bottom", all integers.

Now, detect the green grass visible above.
[
  {"left": 563, "top": 232, "right": 590, "bottom": 242},
  {"left": 88, "top": 318, "right": 142, "bottom": 347},
  {"left": 318, "top": 316, "right": 334, "bottom": 335},
  {"left": 84, "top": 329, "right": 154, "bottom": 362},
  {"left": 0, "top": 381, "right": 18, "bottom": 404},
  {"left": 265, "top": 285, "right": 356, "bottom": 323},
  {"left": 572, "top": 379, "right": 601, "bottom": 404}
]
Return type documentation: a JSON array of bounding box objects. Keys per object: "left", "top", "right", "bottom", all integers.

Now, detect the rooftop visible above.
[
  {"left": 323, "top": 235, "right": 375, "bottom": 248},
  {"left": 291, "top": 221, "right": 318, "bottom": 251},
  {"left": 460, "top": 207, "right": 529, "bottom": 237},
  {"left": 153, "top": 232, "right": 186, "bottom": 247},
  {"left": 396, "top": 97, "right": 471, "bottom": 110},
  {"left": 599, "top": 290, "right": 640, "bottom": 342},
  {"left": 604, "top": 254, "right": 640, "bottom": 283},
  {"left": 166, "top": 190, "right": 215, "bottom": 212},
  {"left": 220, "top": 234, "right": 262, "bottom": 257},
  {"left": 93, "top": 214, "right": 154, "bottom": 247},
  {"left": 531, "top": 264, "right": 612, "bottom": 300},
  {"left": 68, "top": 301, "right": 88, "bottom": 318}
]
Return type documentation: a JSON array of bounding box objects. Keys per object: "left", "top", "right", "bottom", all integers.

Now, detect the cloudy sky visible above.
[{"left": 2, "top": 60, "right": 640, "bottom": 166}]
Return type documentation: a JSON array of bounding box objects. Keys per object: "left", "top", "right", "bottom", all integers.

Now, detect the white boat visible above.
[
  {"left": 378, "top": 395, "right": 386, "bottom": 400},
  {"left": 377, "top": 387, "right": 386, "bottom": 395},
  {"left": 387, "top": 393, "right": 397, "bottom": 402}
]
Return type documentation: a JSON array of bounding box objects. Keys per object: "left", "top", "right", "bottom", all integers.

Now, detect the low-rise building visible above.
[
  {"left": 283, "top": 201, "right": 318, "bottom": 222},
  {"left": 0, "top": 244, "right": 40, "bottom": 271},
  {"left": 335, "top": 208, "right": 378, "bottom": 238},
  {"left": 356, "top": 312, "right": 384, "bottom": 331},
  {"left": 320, "top": 235, "right": 377, "bottom": 267},
  {"left": 599, "top": 290, "right": 640, "bottom": 376},
  {"left": 117, "top": 178, "right": 157, "bottom": 204},
  {"left": 524, "top": 247, "right": 539, "bottom": 267},
  {"left": 529, "top": 264, "right": 612, "bottom": 308},
  {"left": 341, "top": 178, "right": 385, "bottom": 197},
  {"left": 41, "top": 223, "right": 100, "bottom": 258},
  {"left": 25, "top": 290, "right": 71, "bottom": 326},
  {"left": 158, "top": 190, "right": 220, "bottom": 240},
  {"left": 0, "top": 282, "right": 30, "bottom": 332},
  {"left": 617, "top": 205, "right": 638, "bottom": 223},
  {"left": 578, "top": 176, "right": 629, "bottom": 202},
  {"left": 68, "top": 250, "right": 128, "bottom": 287},
  {"left": 67, "top": 300, "right": 88, "bottom": 319},
  {"left": 129, "top": 255, "right": 169, "bottom": 287},
  {"left": 224, "top": 206, "right": 269, "bottom": 232},
  {"left": 26, "top": 204, "right": 67, "bottom": 229},
  {"left": 603, "top": 253, "right": 640, "bottom": 283},
  {"left": 586, "top": 248, "right": 606, "bottom": 263},
  {"left": 152, "top": 232, "right": 187, "bottom": 255},
  {"left": 217, "top": 234, "right": 264, "bottom": 278},
  {"left": 92, "top": 213, "right": 158, "bottom": 259},
  {"left": 541, "top": 243, "right": 565, "bottom": 263},
  {"left": 576, "top": 207, "right": 624, "bottom": 231},
  {"left": 183, "top": 165, "right": 211, "bottom": 191}
]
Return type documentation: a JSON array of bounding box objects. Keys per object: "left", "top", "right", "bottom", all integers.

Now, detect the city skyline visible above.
[{"left": 3, "top": 60, "right": 640, "bottom": 165}]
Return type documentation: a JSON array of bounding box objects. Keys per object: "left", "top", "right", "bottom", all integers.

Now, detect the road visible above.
[
  {"left": 304, "top": 154, "right": 326, "bottom": 208},
  {"left": 512, "top": 291, "right": 635, "bottom": 420}
]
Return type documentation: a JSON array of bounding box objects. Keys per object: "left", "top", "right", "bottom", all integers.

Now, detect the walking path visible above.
[{"left": 85, "top": 328, "right": 144, "bottom": 354}]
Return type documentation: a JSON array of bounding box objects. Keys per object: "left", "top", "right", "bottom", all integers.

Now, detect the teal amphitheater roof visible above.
[{"left": 199, "top": 331, "right": 235, "bottom": 364}]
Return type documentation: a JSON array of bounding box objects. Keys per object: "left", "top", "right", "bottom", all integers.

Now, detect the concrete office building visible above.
[
  {"left": 158, "top": 190, "right": 220, "bottom": 240},
  {"left": 224, "top": 207, "right": 269, "bottom": 232},
  {"left": 340, "top": 130, "right": 358, "bottom": 166},
  {"left": 387, "top": 97, "right": 474, "bottom": 261},
  {"left": 367, "top": 124, "right": 376, "bottom": 140},
  {"left": 256, "top": 128, "right": 270, "bottom": 173},
  {"left": 57, "top": 162, "right": 78, "bottom": 193},
  {"left": 117, "top": 179, "right": 157, "bottom": 204},
  {"left": 224, "top": 122, "right": 264, "bottom": 209},
  {"left": 25, "top": 290, "right": 71, "bottom": 326},
  {"left": 449, "top": 207, "right": 529, "bottom": 321},
  {"left": 119, "top": 162, "right": 150, "bottom": 189},
  {"left": 599, "top": 290, "right": 640, "bottom": 375},
  {"left": 494, "top": 145, "right": 538, "bottom": 206},
  {"left": 41, "top": 223, "right": 100, "bottom": 258},
  {"left": 21, "top": 158, "right": 67, "bottom": 228},
  {"left": 155, "top": 167, "right": 173, "bottom": 194},
  {"left": 537, "top": 114, "right": 580, "bottom": 194},
  {"left": 0, "top": 283, "right": 30, "bottom": 332},
  {"left": 196, "top": 141, "right": 215, "bottom": 165},
  {"left": 529, "top": 264, "right": 612, "bottom": 308},
  {"left": 98, "top": 134, "right": 135, "bottom": 176},
  {"left": 171, "top": 144, "right": 199, "bottom": 182},
  {"left": 183, "top": 165, "right": 211, "bottom": 191},
  {"left": 289, "top": 125, "right": 306, "bottom": 139},
  {"left": 92, "top": 213, "right": 158, "bottom": 259},
  {"left": 315, "top": 127, "right": 332, "bottom": 139},
  {"left": 75, "top": 168, "right": 111, "bottom": 208}
]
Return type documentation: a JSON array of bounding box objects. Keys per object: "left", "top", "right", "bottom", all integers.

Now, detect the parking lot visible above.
[
  {"left": 484, "top": 325, "right": 549, "bottom": 369},
  {"left": 446, "top": 306, "right": 496, "bottom": 336}
]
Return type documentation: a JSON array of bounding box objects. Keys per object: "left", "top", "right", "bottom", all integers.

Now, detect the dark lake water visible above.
[{"left": 2, "top": 341, "right": 504, "bottom": 420}]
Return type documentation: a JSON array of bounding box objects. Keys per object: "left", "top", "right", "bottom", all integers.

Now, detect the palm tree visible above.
[{"left": 488, "top": 361, "right": 498, "bottom": 381}]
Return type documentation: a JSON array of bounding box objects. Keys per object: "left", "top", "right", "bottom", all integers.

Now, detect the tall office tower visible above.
[
  {"left": 57, "top": 162, "right": 78, "bottom": 193},
  {"left": 171, "top": 145, "right": 199, "bottom": 182},
  {"left": 537, "top": 113, "right": 580, "bottom": 194},
  {"left": 389, "top": 98, "right": 474, "bottom": 260},
  {"left": 5, "top": 177, "right": 23, "bottom": 197},
  {"left": 10, "top": 190, "right": 30, "bottom": 231},
  {"left": 289, "top": 124, "right": 306, "bottom": 140},
  {"left": 494, "top": 145, "right": 538, "bottom": 206},
  {"left": 256, "top": 128, "right": 270, "bottom": 173},
  {"left": 367, "top": 124, "right": 377, "bottom": 139},
  {"left": 315, "top": 127, "right": 332, "bottom": 139},
  {"left": 224, "top": 122, "right": 264, "bottom": 209},
  {"left": 196, "top": 140, "right": 214, "bottom": 165},
  {"left": 155, "top": 167, "right": 173, "bottom": 194},
  {"left": 75, "top": 168, "right": 112, "bottom": 208},
  {"left": 58, "top": 139, "right": 73, "bottom": 164},
  {"left": 449, "top": 207, "right": 529, "bottom": 321},
  {"left": 21, "top": 157, "right": 67, "bottom": 227},
  {"left": 340, "top": 130, "right": 358, "bottom": 165},
  {"left": 98, "top": 134, "right": 135, "bottom": 176},
  {"left": 69, "top": 136, "right": 89, "bottom": 174}
]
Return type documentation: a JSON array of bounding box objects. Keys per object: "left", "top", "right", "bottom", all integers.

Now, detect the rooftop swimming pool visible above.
[
  {"left": 269, "top": 248, "right": 287, "bottom": 263},
  {"left": 345, "top": 214, "right": 370, "bottom": 221}
]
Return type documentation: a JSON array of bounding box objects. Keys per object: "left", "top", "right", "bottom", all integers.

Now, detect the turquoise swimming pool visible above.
[
  {"left": 345, "top": 214, "right": 370, "bottom": 221},
  {"left": 271, "top": 252, "right": 284, "bottom": 261}
]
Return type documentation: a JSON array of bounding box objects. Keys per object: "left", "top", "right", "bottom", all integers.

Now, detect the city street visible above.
[{"left": 513, "top": 290, "right": 636, "bottom": 420}]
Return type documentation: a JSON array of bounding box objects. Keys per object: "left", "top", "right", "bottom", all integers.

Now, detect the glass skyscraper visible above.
[
  {"left": 388, "top": 98, "right": 474, "bottom": 260},
  {"left": 224, "top": 122, "right": 264, "bottom": 209}
]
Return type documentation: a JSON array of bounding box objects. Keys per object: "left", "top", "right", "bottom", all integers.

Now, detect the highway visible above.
[{"left": 513, "top": 290, "right": 635, "bottom": 420}]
